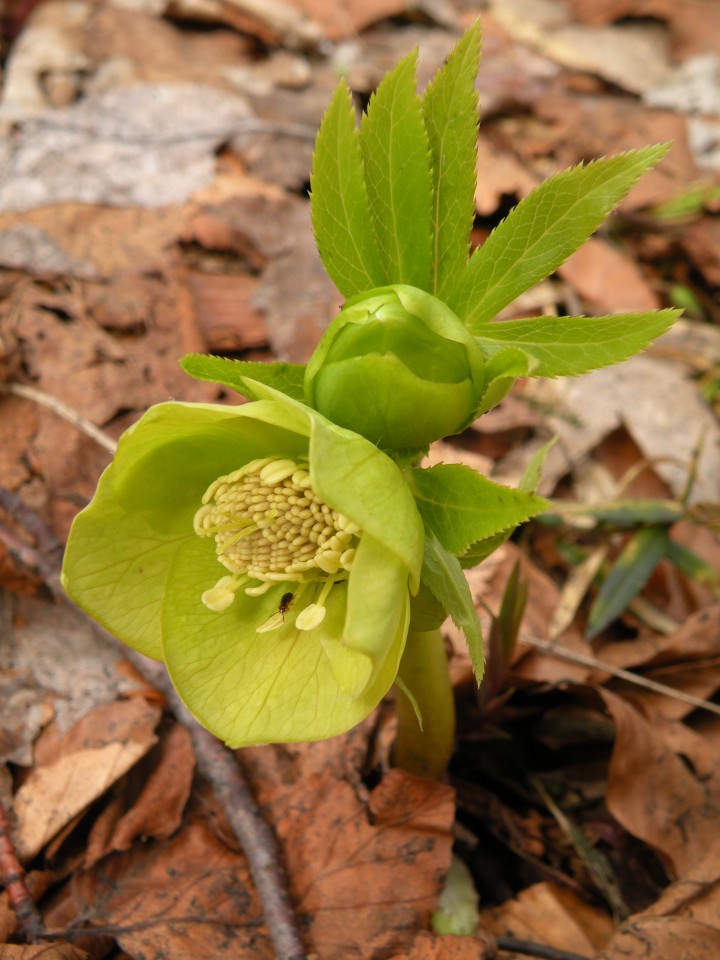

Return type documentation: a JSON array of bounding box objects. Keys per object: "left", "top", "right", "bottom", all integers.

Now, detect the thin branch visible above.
[
  {"left": 520, "top": 633, "right": 720, "bottom": 718},
  {"left": 2, "top": 383, "right": 118, "bottom": 454},
  {"left": 0, "top": 798, "right": 45, "bottom": 941},
  {"left": 497, "top": 935, "right": 589, "bottom": 960}
]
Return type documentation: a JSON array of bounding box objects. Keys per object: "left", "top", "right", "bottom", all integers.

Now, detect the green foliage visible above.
[
  {"left": 449, "top": 145, "right": 671, "bottom": 329},
  {"left": 423, "top": 21, "right": 482, "bottom": 300},
  {"left": 422, "top": 532, "right": 484, "bottom": 683},
  {"left": 473, "top": 310, "right": 680, "bottom": 378},
  {"left": 180, "top": 355, "right": 306, "bottom": 401},
  {"left": 412, "top": 464, "right": 548, "bottom": 555}
]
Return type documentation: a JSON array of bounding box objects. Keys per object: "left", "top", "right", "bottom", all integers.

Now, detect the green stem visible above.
[{"left": 393, "top": 628, "right": 455, "bottom": 779}]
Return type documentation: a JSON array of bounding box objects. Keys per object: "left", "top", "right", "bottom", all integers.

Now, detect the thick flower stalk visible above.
[{"left": 61, "top": 383, "right": 423, "bottom": 747}]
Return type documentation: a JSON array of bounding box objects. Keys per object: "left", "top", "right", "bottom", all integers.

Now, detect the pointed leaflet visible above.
[
  {"left": 360, "top": 50, "right": 433, "bottom": 289},
  {"left": 423, "top": 20, "right": 482, "bottom": 300},
  {"left": 310, "top": 80, "right": 384, "bottom": 296},
  {"left": 473, "top": 309, "right": 680, "bottom": 378},
  {"left": 413, "top": 464, "right": 548, "bottom": 555},
  {"left": 180, "top": 355, "right": 306, "bottom": 401},
  {"left": 449, "top": 144, "right": 670, "bottom": 331},
  {"left": 423, "top": 532, "right": 484, "bottom": 684}
]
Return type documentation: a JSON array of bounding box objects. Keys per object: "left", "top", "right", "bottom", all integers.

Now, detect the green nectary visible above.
[{"left": 304, "top": 285, "right": 486, "bottom": 450}]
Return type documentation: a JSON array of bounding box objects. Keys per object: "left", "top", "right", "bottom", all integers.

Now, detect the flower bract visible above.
[{"left": 61, "top": 383, "right": 424, "bottom": 747}]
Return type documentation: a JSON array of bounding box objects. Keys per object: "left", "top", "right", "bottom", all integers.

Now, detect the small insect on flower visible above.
[{"left": 278, "top": 592, "right": 295, "bottom": 619}]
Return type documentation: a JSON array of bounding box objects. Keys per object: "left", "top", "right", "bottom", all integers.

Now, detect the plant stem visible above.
[{"left": 393, "top": 628, "right": 455, "bottom": 779}]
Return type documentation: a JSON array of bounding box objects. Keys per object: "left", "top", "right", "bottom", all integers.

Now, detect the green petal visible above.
[
  {"left": 161, "top": 541, "right": 408, "bottom": 746},
  {"left": 110, "top": 401, "right": 307, "bottom": 532},
  {"left": 342, "top": 534, "right": 411, "bottom": 693},
  {"left": 62, "top": 401, "right": 307, "bottom": 658}
]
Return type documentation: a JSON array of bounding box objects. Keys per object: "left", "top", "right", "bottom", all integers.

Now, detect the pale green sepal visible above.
[
  {"left": 109, "top": 401, "right": 306, "bottom": 532},
  {"left": 310, "top": 80, "right": 385, "bottom": 295},
  {"left": 450, "top": 144, "right": 671, "bottom": 329},
  {"left": 342, "top": 534, "right": 411, "bottom": 692},
  {"left": 245, "top": 378, "right": 425, "bottom": 588},
  {"left": 413, "top": 464, "right": 549, "bottom": 555},
  {"left": 422, "top": 532, "right": 484, "bottom": 684},
  {"left": 360, "top": 51, "right": 434, "bottom": 289},
  {"left": 180, "top": 354, "right": 306, "bottom": 401},
  {"left": 61, "top": 402, "right": 305, "bottom": 659},
  {"left": 423, "top": 20, "right": 482, "bottom": 301},
  {"left": 61, "top": 466, "right": 174, "bottom": 661},
  {"left": 473, "top": 310, "right": 680, "bottom": 378},
  {"left": 161, "top": 543, "right": 407, "bottom": 745}
]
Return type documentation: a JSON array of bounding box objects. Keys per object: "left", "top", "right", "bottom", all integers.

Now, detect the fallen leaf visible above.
[
  {"left": 559, "top": 237, "right": 660, "bottom": 313},
  {"left": 277, "top": 769, "right": 455, "bottom": 958},
  {"left": 388, "top": 929, "right": 496, "bottom": 959},
  {"left": 595, "top": 916, "right": 720, "bottom": 960},
  {"left": 481, "top": 881, "right": 614, "bottom": 954},
  {"left": 13, "top": 699, "right": 161, "bottom": 860}
]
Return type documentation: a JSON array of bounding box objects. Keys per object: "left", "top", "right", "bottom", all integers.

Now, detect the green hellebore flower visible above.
[
  {"left": 304, "top": 284, "right": 486, "bottom": 450},
  {"left": 61, "top": 383, "right": 424, "bottom": 747}
]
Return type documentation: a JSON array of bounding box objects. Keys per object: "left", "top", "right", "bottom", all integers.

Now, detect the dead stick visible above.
[
  {"left": 0, "top": 798, "right": 45, "bottom": 941},
  {"left": 121, "top": 649, "right": 307, "bottom": 960},
  {"left": 497, "top": 936, "right": 589, "bottom": 960}
]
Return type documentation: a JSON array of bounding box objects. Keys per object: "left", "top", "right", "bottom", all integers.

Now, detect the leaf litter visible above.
[{"left": 1, "top": 1, "right": 720, "bottom": 958}]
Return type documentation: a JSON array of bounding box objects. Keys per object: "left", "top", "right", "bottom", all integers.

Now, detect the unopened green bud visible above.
[{"left": 304, "top": 285, "right": 485, "bottom": 450}]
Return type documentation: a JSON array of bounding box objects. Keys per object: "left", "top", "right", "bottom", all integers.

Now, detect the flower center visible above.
[{"left": 193, "top": 457, "right": 360, "bottom": 631}]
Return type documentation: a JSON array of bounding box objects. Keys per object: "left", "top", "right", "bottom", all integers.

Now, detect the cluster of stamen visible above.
[{"left": 193, "top": 457, "right": 360, "bottom": 633}]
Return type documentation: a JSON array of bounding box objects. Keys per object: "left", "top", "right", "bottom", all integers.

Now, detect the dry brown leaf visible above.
[
  {"left": 106, "top": 724, "right": 195, "bottom": 854},
  {"left": 570, "top": 0, "right": 720, "bottom": 59},
  {"left": 72, "top": 817, "right": 271, "bottom": 960},
  {"left": 277, "top": 769, "right": 455, "bottom": 959},
  {"left": 474, "top": 137, "right": 537, "bottom": 215},
  {"left": 388, "top": 930, "right": 496, "bottom": 959},
  {"left": 601, "top": 689, "right": 720, "bottom": 877},
  {"left": 0, "top": 946, "right": 89, "bottom": 960},
  {"left": 481, "top": 881, "right": 614, "bottom": 954},
  {"left": 186, "top": 272, "right": 268, "bottom": 352},
  {"left": 13, "top": 700, "right": 161, "bottom": 861},
  {"left": 287, "top": 0, "right": 413, "bottom": 41},
  {"left": 558, "top": 237, "right": 660, "bottom": 313},
  {"left": 595, "top": 916, "right": 720, "bottom": 960}
]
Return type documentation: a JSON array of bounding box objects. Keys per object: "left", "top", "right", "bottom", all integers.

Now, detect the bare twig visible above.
[
  {"left": 0, "top": 798, "right": 45, "bottom": 941},
  {"left": 497, "top": 935, "right": 589, "bottom": 960},
  {"left": 2, "top": 383, "right": 118, "bottom": 454},
  {"left": 520, "top": 633, "right": 720, "bottom": 718},
  {"left": 121, "top": 650, "right": 307, "bottom": 960}
]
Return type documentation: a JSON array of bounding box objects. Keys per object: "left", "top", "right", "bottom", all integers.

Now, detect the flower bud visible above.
[{"left": 304, "top": 285, "right": 485, "bottom": 450}]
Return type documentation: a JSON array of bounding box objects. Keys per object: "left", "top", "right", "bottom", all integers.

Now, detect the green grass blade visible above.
[
  {"left": 360, "top": 50, "right": 433, "bottom": 289},
  {"left": 423, "top": 20, "right": 482, "bottom": 300},
  {"left": 473, "top": 309, "right": 680, "bottom": 377},
  {"left": 450, "top": 144, "right": 671, "bottom": 330},
  {"left": 586, "top": 526, "right": 669, "bottom": 639},
  {"left": 310, "top": 80, "right": 385, "bottom": 296}
]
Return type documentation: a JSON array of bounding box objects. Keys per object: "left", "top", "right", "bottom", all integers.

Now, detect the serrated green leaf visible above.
[
  {"left": 413, "top": 463, "right": 549, "bottom": 555},
  {"left": 423, "top": 20, "right": 482, "bottom": 300},
  {"left": 473, "top": 309, "right": 680, "bottom": 377},
  {"left": 360, "top": 50, "right": 433, "bottom": 289},
  {"left": 180, "top": 354, "right": 306, "bottom": 401},
  {"left": 474, "top": 346, "right": 531, "bottom": 416},
  {"left": 586, "top": 526, "right": 669, "bottom": 639},
  {"left": 310, "top": 80, "right": 385, "bottom": 296},
  {"left": 423, "top": 532, "right": 484, "bottom": 683},
  {"left": 450, "top": 144, "right": 671, "bottom": 330}
]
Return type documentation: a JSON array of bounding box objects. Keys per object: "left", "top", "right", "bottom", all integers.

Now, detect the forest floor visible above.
[{"left": 1, "top": 1, "right": 720, "bottom": 958}]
